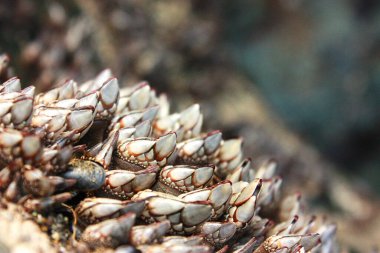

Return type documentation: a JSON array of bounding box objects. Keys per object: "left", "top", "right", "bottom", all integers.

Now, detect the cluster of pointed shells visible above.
[{"left": 0, "top": 69, "right": 337, "bottom": 253}]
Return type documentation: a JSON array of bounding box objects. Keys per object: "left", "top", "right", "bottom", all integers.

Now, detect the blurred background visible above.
[{"left": 0, "top": 0, "right": 379, "bottom": 250}]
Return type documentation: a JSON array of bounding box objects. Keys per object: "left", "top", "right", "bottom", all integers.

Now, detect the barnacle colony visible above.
[{"left": 0, "top": 67, "right": 337, "bottom": 252}]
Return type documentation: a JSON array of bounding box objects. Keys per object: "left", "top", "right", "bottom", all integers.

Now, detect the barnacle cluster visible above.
[{"left": 0, "top": 61, "right": 337, "bottom": 252}]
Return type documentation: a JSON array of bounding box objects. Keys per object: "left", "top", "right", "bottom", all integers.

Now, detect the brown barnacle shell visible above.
[{"left": 156, "top": 165, "right": 214, "bottom": 195}]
